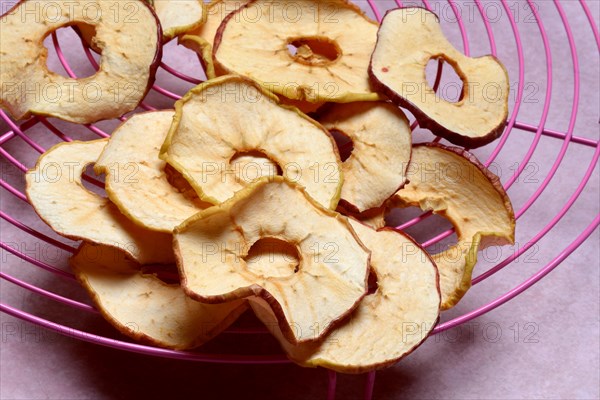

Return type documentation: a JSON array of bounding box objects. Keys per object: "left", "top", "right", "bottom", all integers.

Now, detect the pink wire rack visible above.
[{"left": 1, "top": 0, "right": 599, "bottom": 399}]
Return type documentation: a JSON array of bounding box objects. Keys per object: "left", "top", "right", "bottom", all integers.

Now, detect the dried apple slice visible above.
[
  {"left": 181, "top": 33, "right": 325, "bottom": 112},
  {"left": 180, "top": 0, "right": 246, "bottom": 78},
  {"left": 318, "top": 102, "right": 412, "bottom": 212},
  {"left": 160, "top": 75, "right": 342, "bottom": 209},
  {"left": 212, "top": 0, "right": 381, "bottom": 103},
  {"left": 251, "top": 219, "right": 440, "bottom": 373},
  {"left": 389, "top": 143, "right": 515, "bottom": 309},
  {"left": 25, "top": 140, "right": 174, "bottom": 264},
  {"left": 174, "top": 177, "right": 370, "bottom": 344},
  {"left": 0, "top": 0, "right": 161, "bottom": 124},
  {"left": 153, "top": 0, "right": 206, "bottom": 41},
  {"left": 94, "top": 111, "right": 210, "bottom": 233},
  {"left": 71, "top": 242, "right": 247, "bottom": 349},
  {"left": 184, "top": 0, "right": 245, "bottom": 49},
  {"left": 369, "top": 8, "right": 509, "bottom": 148}
]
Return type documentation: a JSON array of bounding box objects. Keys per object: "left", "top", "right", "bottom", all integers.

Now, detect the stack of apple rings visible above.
[{"left": 10, "top": 0, "right": 514, "bottom": 372}]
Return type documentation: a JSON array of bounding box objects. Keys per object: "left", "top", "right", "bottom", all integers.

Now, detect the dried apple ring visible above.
[
  {"left": 318, "top": 102, "right": 412, "bottom": 212},
  {"left": 251, "top": 219, "right": 441, "bottom": 373},
  {"left": 180, "top": 0, "right": 324, "bottom": 112},
  {"left": 160, "top": 75, "right": 342, "bottom": 209},
  {"left": 180, "top": 0, "right": 247, "bottom": 79},
  {"left": 370, "top": 8, "right": 509, "bottom": 148},
  {"left": 71, "top": 242, "right": 247, "bottom": 350},
  {"left": 0, "top": 0, "right": 161, "bottom": 124},
  {"left": 94, "top": 111, "right": 210, "bottom": 233},
  {"left": 212, "top": 0, "right": 381, "bottom": 103},
  {"left": 25, "top": 139, "right": 174, "bottom": 265},
  {"left": 174, "top": 177, "right": 370, "bottom": 344},
  {"left": 389, "top": 143, "right": 515, "bottom": 309}
]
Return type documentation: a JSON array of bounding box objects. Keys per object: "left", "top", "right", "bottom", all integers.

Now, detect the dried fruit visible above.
[
  {"left": 180, "top": 0, "right": 246, "bottom": 78},
  {"left": 0, "top": 0, "right": 162, "bottom": 123},
  {"left": 160, "top": 75, "right": 342, "bottom": 209},
  {"left": 389, "top": 143, "right": 515, "bottom": 309},
  {"left": 213, "top": 0, "right": 380, "bottom": 103},
  {"left": 370, "top": 8, "right": 509, "bottom": 148},
  {"left": 318, "top": 102, "right": 412, "bottom": 212},
  {"left": 153, "top": 0, "right": 206, "bottom": 41},
  {"left": 251, "top": 218, "right": 440, "bottom": 373},
  {"left": 174, "top": 177, "right": 370, "bottom": 344},
  {"left": 95, "top": 111, "right": 210, "bottom": 233},
  {"left": 71, "top": 242, "right": 247, "bottom": 349},
  {"left": 25, "top": 140, "right": 174, "bottom": 264}
]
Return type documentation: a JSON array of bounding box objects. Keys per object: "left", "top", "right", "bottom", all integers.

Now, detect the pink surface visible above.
[{"left": 1, "top": 0, "right": 599, "bottom": 398}]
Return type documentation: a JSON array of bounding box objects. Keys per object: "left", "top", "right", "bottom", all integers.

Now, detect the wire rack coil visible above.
[{"left": 1, "top": 0, "right": 599, "bottom": 399}]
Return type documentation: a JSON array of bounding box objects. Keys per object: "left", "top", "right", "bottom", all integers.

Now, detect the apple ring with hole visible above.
[
  {"left": 179, "top": 0, "right": 324, "bottom": 114},
  {"left": 317, "top": 102, "right": 412, "bottom": 212},
  {"left": 180, "top": 33, "right": 324, "bottom": 114},
  {"left": 369, "top": 8, "right": 509, "bottom": 148},
  {"left": 160, "top": 75, "right": 342, "bottom": 209},
  {"left": 389, "top": 143, "right": 515, "bottom": 309},
  {"left": 250, "top": 218, "right": 440, "bottom": 373},
  {"left": 212, "top": 0, "right": 381, "bottom": 104},
  {"left": 25, "top": 140, "right": 174, "bottom": 265},
  {"left": 0, "top": 0, "right": 162, "bottom": 124},
  {"left": 174, "top": 177, "right": 370, "bottom": 344},
  {"left": 71, "top": 242, "right": 247, "bottom": 350}
]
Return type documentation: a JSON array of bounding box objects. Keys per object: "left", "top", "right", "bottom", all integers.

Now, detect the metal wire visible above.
[{"left": 1, "top": 1, "right": 598, "bottom": 399}]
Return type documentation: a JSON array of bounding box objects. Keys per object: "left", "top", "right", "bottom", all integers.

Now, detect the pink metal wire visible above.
[{"left": 1, "top": 1, "right": 599, "bottom": 399}]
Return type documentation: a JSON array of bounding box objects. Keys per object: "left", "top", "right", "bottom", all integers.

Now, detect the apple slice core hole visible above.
[
  {"left": 230, "top": 150, "right": 282, "bottom": 182},
  {"left": 287, "top": 36, "right": 342, "bottom": 66},
  {"left": 426, "top": 57, "right": 465, "bottom": 103},
  {"left": 44, "top": 24, "right": 99, "bottom": 78},
  {"left": 244, "top": 237, "right": 301, "bottom": 279}
]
